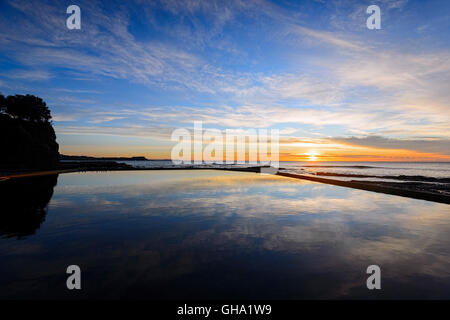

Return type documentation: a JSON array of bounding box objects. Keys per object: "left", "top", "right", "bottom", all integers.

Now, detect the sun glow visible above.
[{"left": 305, "top": 150, "right": 319, "bottom": 161}]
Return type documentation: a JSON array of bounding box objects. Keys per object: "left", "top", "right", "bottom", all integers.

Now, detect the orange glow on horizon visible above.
[{"left": 59, "top": 144, "right": 450, "bottom": 162}]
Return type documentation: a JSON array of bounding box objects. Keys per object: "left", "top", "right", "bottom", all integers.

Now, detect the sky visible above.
[{"left": 0, "top": 0, "right": 449, "bottom": 161}]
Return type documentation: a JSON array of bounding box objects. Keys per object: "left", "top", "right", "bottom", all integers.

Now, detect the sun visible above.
[{"left": 305, "top": 150, "right": 319, "bottom": 161}]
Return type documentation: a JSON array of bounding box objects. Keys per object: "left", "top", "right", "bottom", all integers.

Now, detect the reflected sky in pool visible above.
[{"left": 1, "top": 170, "right": 450, "bottom": 299}]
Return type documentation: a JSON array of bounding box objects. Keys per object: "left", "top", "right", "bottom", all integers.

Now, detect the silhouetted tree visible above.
[
  {"left": 2, "top": 94, "right": 52, "bottom": 122},
  {"left": 0, "top": 94, "right": 59, "bottom": 170}
]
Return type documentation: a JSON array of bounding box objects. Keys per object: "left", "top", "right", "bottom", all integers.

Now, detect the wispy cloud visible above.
[
  {"left": 1, "top": 0, "right": 449, "bottom": 159},
  {"left": 293, "top": 25, "right": 367, "bottom": 51},
  {"left": 331, "top": 136, "right": 450, "bottom": 156},
  {"left": 2, "top": 69, "right": 53, "bottom": 81}
]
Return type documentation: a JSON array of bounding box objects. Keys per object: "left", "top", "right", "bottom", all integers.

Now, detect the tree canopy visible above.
[{"left": 0, "top": 94, "right": 52, "bottom": 122}]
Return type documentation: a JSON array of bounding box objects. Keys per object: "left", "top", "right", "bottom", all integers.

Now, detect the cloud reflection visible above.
[{"left": 0, "top": 170, "right": 449, "bottom": 299}]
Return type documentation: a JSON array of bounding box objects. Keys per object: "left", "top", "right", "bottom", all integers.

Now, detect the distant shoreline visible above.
[
  {"left": 60, "top": 156, "right": 450, "bottom": 163},
  {"left": 1, "top": 164, "right": 449, "bottom": 205},
  {"left": 60, "top": 154, "right": 153, "bottom": 161}
]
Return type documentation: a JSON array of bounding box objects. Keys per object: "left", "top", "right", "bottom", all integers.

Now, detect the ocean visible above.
[{"left": 120, "top": 160, "right": 450, "bottom": 183}]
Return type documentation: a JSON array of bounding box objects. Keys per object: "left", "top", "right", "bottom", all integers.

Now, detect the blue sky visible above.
[{"left": 0, "top": 0, "right": 449, "bottom": 160}]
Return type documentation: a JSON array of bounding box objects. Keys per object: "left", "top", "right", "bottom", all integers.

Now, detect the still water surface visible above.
[{"left": 1, "top": 170, "right": 450, "bottom": 299}]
